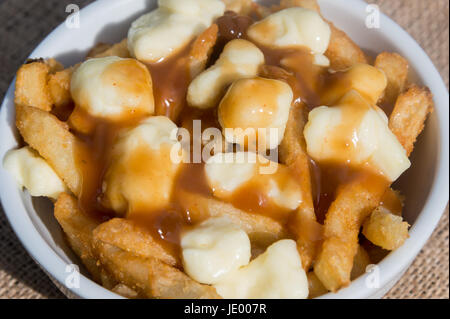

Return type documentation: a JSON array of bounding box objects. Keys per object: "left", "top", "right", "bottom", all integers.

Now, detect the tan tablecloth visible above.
[{"left": 0, "top": 0, "right": 448, "bottom": 299}]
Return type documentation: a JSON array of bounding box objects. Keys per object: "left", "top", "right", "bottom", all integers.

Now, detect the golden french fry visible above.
[
  {"left": 314, "top": 176, "right": 388, "bottom": 292},
  {"left": 362, "top": 207, "right": 410, "bottom": 251},
  {"left": 307, "top": 272, "right": 328, "bottom": 298},
  {"left": 87, "top": 39, "right": 130, "bottom": 59},
  {"left": 16, "top": 105, "right": 82, "bottom": 195},
  {"left": 375, "top": 52, "right": 409, "bottom": 108},
  {"left": 351, "top": 245, "right": 371, "bottom": 280},
  {"left": 325, "top": 23, "right": 368, "bottom": 71},
  {"left": 93, "top": 218, "right": 179, "bottom": 267},
  {"left": 389, "top": 85, "right": 434, "bottom": 156},
  {"left": 189, "top": 24, "right": 219, "bottom": 78},
  {"left": 279, "top": 102, "right": 320, "bottom": 271},
  {"left": 54, "top": 193, "right": 102, "bottom": 282},
  {"left": 93, "top": 239, "right": 221, "bottom": 299},
  {"left": 379, "top": 188, "right": 404, "bottom": 216},
  {"left": 15, "top": 61, "right": 53, "bottom": 111},
  {"left": 45, "top": 58, "right": 64, "bottom": 73},
  {"left": 177, "top": 190, "right": 288, "bottom": 248},
  {"left": 48, "top": 67, "right": 73, "bottom": 110}
]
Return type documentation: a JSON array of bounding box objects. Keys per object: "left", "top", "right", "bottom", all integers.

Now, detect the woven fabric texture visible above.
[{"left": 0, "top": 0, "right": 448, "bottom": 299}]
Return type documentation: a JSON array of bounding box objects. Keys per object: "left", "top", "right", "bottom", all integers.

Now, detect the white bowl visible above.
[{"left": 0, "top": 0, "right": 448, "bottom": 299}]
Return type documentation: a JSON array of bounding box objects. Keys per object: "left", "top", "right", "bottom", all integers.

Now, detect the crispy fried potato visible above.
[
  {"left": 189, "top": 24, "right": 219, "bottom": 78},
  {"left": 389, "top": 85, "right": 434, "bottom": 156},
  {"left": 93, "top": 239, "right": 221, "bottom": 299},
  {"left": 307, "top": 272, "right": 328, "bottom": 298},
  {"left": 314, "top": 176, "right": 387, "bottom": 292},
  {"left": 15, "top": 62, "right": 53, "bottom": 111},
  {"left": 177, "top": 190, "right": 288, "bottom": 248},
  {"left": 279, "top": 0, "right": 321, "bottom": 12},
  {"left": 362, "top": 207, "right": 410, "bottom": 250},
  {"left": 93, "top": 218, "right": 179, "bottom": 267},
  {"left": 351, "top": 245, "right": 371, "bottom": 280},
  {"left": 375, "top": 52, "right": 409, "bottom": 108},
  {"left": 87, "top": 39, "right": 130, "bottom": 59},
  {"left": 16, "top": 105, "right": 82, "bottom": 195},
  {"left": 48, "top": 67, "right": 73, "bottom": 109},
  {"left": 45, "top": 58, "right": 64, "bottom": 73},
  {"left": 54, "top": 193, "right": 102, "bottom": 282},
  {"left": 279, "top": 102, "right": 320, "bottom": 271},
  {"left": 325, "top": 23, "right": 368, "bottom": 70}
]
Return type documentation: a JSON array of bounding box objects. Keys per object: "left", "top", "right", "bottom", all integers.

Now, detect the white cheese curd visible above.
[
  {"left": 205, "top": 152, "right": 303, "bottom": 211},
  {"left": 187, "top": 39, "right": 265, "bottom": 109},
  {"left": 70, "top": 56, "right": 154, "bottom": 120},
  {"left": 247, "top": 8, "right": 331, "bottom": 62},
  {"left": 181, "top": 217, "right": 251, "bottom": 285},
  {"left": 218, "top": 77, "right": 293, "bottom": 150},
  {"left": 3, "top": 147, "right": 67, "bottom": 200},
  {"left": 214, "top": 240, "right": 309, "bottom": 299},
  {"left": 102, "top": 116, "right": 186, "bottom": 215},
  {"left": 304, "top": 90, "right": 411, "bottom": 182},
  {"left": 128, "top": 0, "right": 225, "bottom": 63}
]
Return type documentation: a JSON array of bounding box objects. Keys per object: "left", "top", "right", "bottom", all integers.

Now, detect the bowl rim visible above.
[{"left": 0, "top": 0, "right": 448, "bottom": 299}]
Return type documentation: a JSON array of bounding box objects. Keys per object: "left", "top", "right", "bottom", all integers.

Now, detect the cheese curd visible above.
[
  {"left": 102, "top": 116, "right": 186, "bottom": 215},
  {"left": 205, "top": 152, "right": 303, "bottom": 211},
  {"left": 214, "top": 240, "right": 309, "bottom": 299},
  {"left": 218, "top": 77, "right": 293, "bottom": 150},
  {"left": 181, "top": 217, "right": 251, "bottom": 285},
  {"left": 3, "top": 147, "right": 67, "bottom": 200},
  {"left": 128, "top": 0, "right": 225, "bottom": 63},
  {"left": 247, "top": 8, "right": 331, "bottom": 64},
  {"left": 71, "top": 56, "right": 154, "bottom": 120},
  {"left": 187, "top": 39, "right": 265, "bottom": 109},
  {"left": 304, "top": 91, "right": 411, "bottom": 182}
]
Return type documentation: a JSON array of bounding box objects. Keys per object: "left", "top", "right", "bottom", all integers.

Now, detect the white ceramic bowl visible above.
[{"left": 0, "top": 0, "right": 448, "bottom": 299}]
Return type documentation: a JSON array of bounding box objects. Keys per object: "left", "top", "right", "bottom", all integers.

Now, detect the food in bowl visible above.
[{"left": 2, "top": 0, "right": 434, "bottom": 299}]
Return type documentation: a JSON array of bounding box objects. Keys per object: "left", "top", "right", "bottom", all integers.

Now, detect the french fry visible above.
[
  {"left": 389, "top": 85, "right": 434, "bottom": 156},
  {"left": 16, "top": 105, "right": 82, "bottom": 195},
  {"left": 93, "top": 218, "right": 179, "bottom": 267},
  {"left": 45, "top": 58, "right": 64, "bottom": 73},
  {"left": 189, "top": 24, "right": 219, "bottom": 79},
  {"left": 279, "top": 102, "right": 320, "bottom": 271},
  {"left": 15, "top": 61, "right": 53, "bottom": 111},
  {"left": 325, "top": 23, "right": 368, "bottom": 71},
  {"left": 375, "top": 52, "right": 409, "bottom": 108},
  {"left": 48, "top": 67, "right": 73, "bottom": 109},
  {"left": 93, "top": 239, "right": 221, "bottom": 299},
  {"left": 314, "top": 175, "right": 388, "bottom": 292},
  {"left": 351, "top": 245, "right": 371, "bottom": 280},
  {"left": 307, "top": 272, "right": 328, "bottom": 298},
  {"left": 362, "top": 207, "right": 410, "bottom": 251},
  {"left": 177, "top": 190, "right": 288, "bottom": 248},
  {"left": 87, "top": 38, "right": 130, "bottom": 59},
  {"left": 54, "top": 193, "right": 102, "bottom": 282}
]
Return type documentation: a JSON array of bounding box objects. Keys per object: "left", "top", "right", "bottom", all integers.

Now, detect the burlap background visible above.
[{"left": 0, "top": 0, "right": 448, "bottom": 299}]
